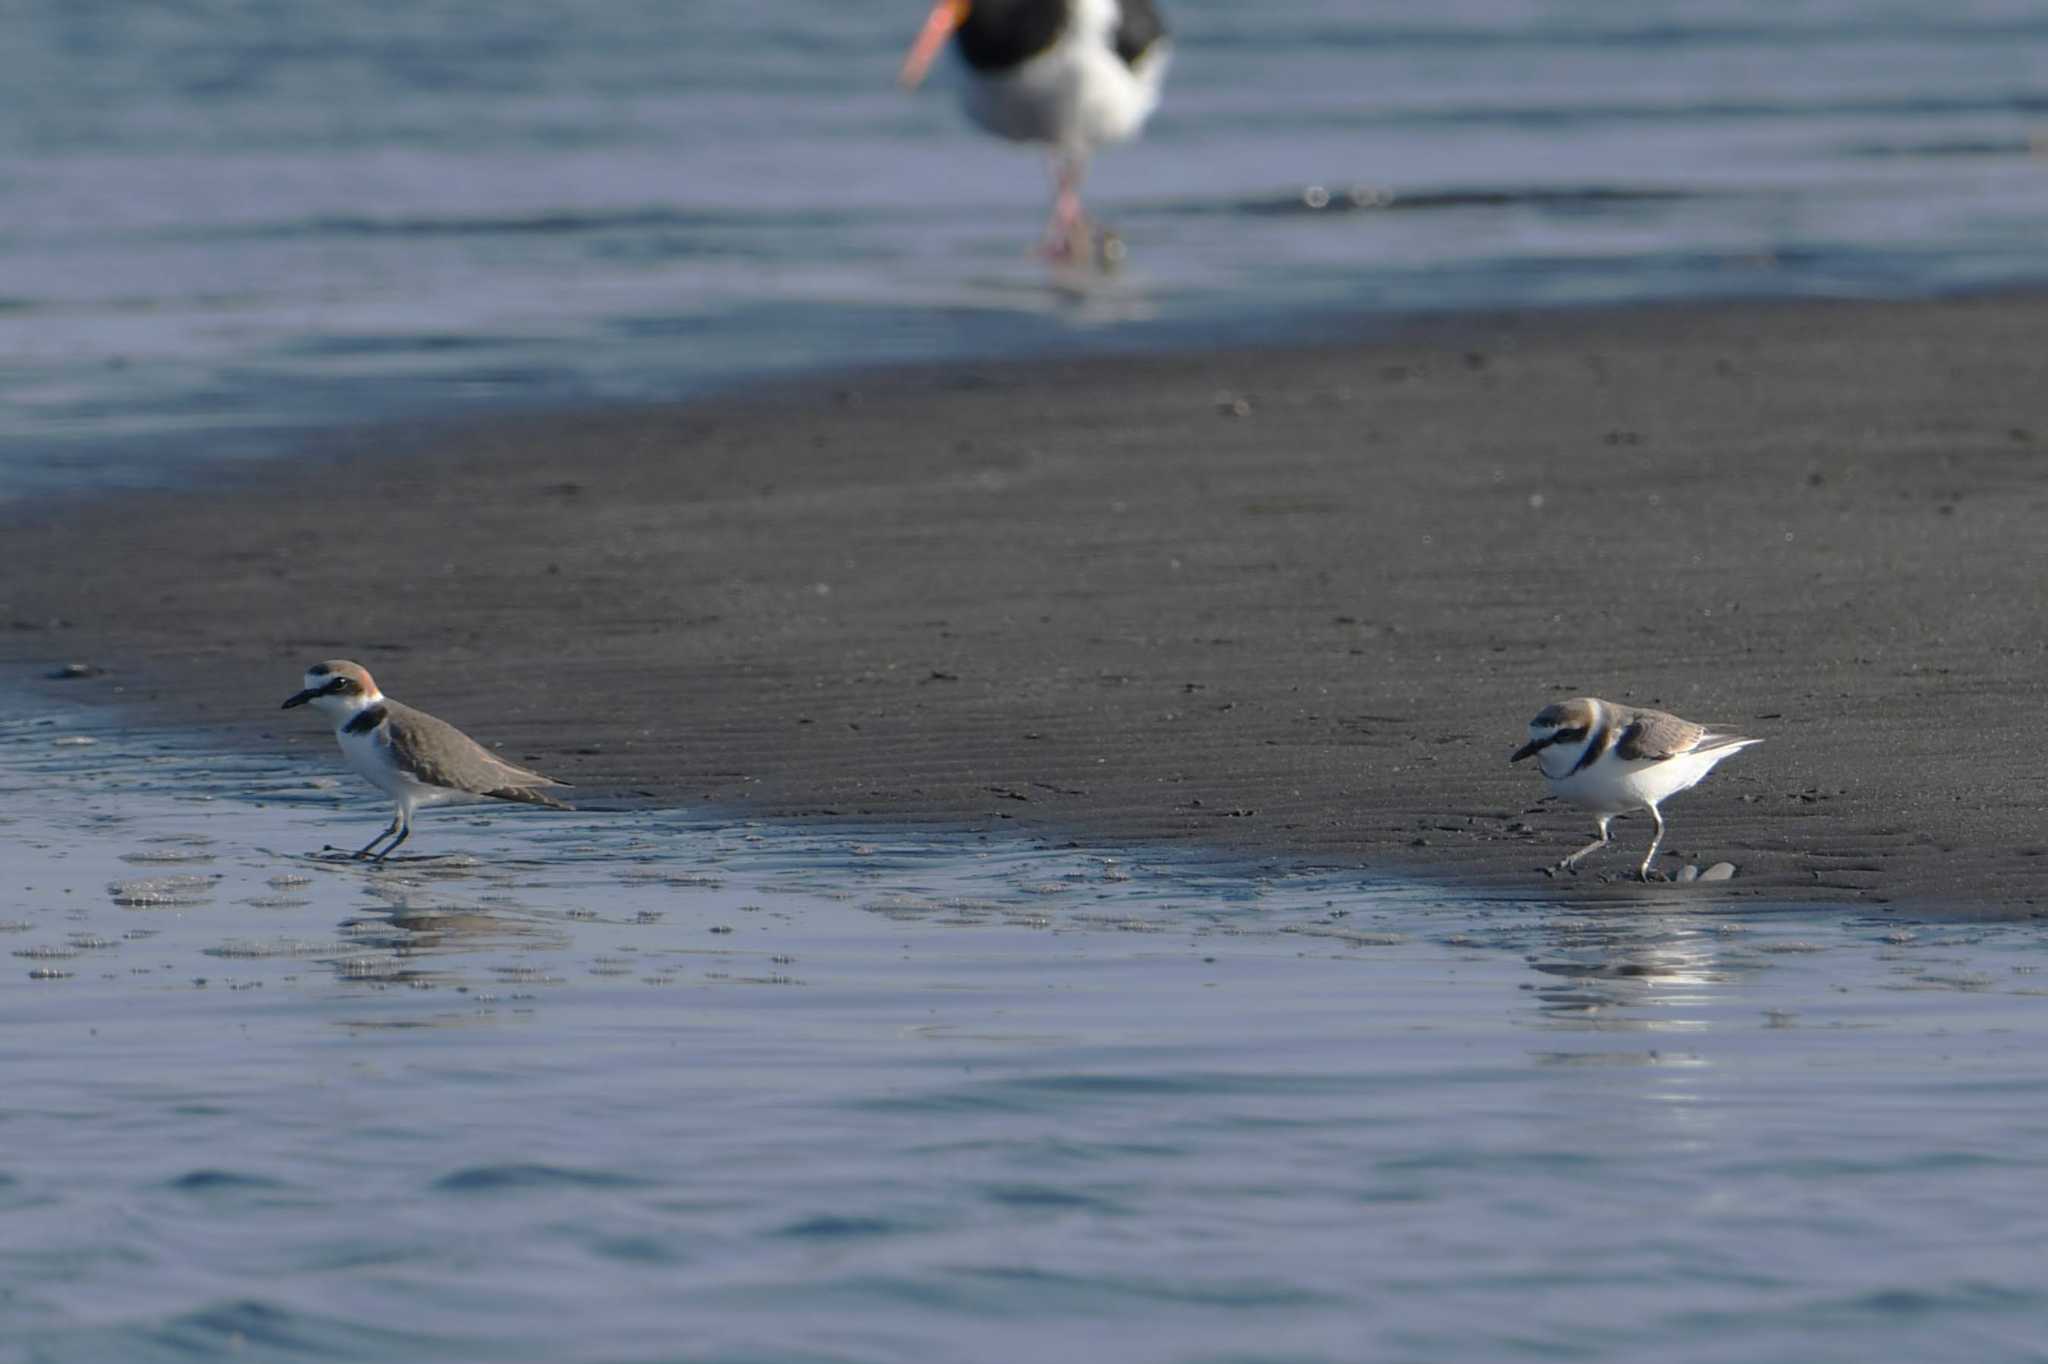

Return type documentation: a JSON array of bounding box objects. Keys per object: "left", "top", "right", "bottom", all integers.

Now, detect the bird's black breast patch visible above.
[
  {"left": 343, "top": 704, "right": 388, "bottom": 736},
  {"left": 1567, "top": 722, "right": 1610, "bottom": 775}
]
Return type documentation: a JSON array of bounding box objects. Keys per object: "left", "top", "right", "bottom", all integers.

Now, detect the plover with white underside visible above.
[
  {"left": 1510, "top": 697, "right": 1759, "bottom": 881},
  {"left": 282, "top": 659, "right": 570, "bottom": 860}
]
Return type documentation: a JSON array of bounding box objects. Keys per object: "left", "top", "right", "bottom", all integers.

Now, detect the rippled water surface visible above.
[
  {"left": 6, "top": 709, "right": 2048, "bottom": 1362},
  {"left": 5, "top": 0, "right": 2048, "bottom": 493}
]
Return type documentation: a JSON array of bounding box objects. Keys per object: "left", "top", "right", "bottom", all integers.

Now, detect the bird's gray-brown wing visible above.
[
  {"left": 382, "top": 701, "right": 573, "bottom": 809},
  {"left": 1611, "top": 707, "right": 1709, "bottom": 763}
]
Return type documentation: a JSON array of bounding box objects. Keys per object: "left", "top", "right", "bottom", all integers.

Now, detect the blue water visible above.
[
  {"left": 5, "top": 0, "right": 2048, "bottom": 494},
  {"left": 7, "top": 705, "right": 2048, "bottom": 1362}
]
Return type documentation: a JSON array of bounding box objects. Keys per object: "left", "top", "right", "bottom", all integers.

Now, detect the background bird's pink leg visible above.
[{"left": 1039, "top": 153, "right": 1094, "bottom": 262}]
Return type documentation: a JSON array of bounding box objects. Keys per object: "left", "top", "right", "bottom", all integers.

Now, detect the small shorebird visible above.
[
  {"left": 899, "top": 0, "right": 1170, "bottom": 261},
  {"left": 282, "top": 660, "right": 570, "bottom": 860},
  {"left": 1510, "top": 697, "right": 1759, "bottom": 881}
]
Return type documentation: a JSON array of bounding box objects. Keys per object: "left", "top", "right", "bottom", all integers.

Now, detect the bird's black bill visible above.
[
  {"left": 282, "top": 688, "right": 317, "bottom": 709},
  {"left": 1509, "top": 738, "right": 1546, "bottom": 764}
]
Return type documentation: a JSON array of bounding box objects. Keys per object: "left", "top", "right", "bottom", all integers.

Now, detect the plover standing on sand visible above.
[
  {"left": 1510, "top": 697, "right": 1759, "bottom": 880},
  {"left": 899, "top": 0, "right": 1170, "bottom": 261},
  {"left": 282, "top": 660, "right": 570, "bottom": 860}
]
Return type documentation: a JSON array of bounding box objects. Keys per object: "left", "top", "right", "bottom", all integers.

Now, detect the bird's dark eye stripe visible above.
[{"left": 1556, "top": 726, "right": 1589, "bottom": 741}]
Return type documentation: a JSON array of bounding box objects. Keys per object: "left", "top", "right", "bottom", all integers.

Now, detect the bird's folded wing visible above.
[
  {"left": 1613, "top": 710, "right": 1708, "bottom": 762},
  {"left": 383, "top": 701, "right": 566, "bottom": 793}
]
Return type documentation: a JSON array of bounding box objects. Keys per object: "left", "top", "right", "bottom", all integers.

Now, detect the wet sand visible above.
[{"left": 6, "top": 293, "right": 2048, "bottom": 912}]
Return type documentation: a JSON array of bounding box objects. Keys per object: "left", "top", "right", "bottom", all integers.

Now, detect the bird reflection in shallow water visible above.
[
  {"left": 330, "top": 897, "right": 570, "bottom": 994},
  {"left": 1524, "top": 914, "right": 1740, "bottom": 1028}
]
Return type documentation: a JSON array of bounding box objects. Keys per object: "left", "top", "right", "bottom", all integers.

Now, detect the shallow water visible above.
[
  {"left": 6, "top": 708, "right": 2048, "bottom": 1361},
  {"left": 6, "top": 0, "right": 2048, "bottom": 494}
]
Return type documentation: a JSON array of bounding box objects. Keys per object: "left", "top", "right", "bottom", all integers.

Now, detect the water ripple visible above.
[{"left": 430, "top": 1164, "right": 655, "bottom": 1195}]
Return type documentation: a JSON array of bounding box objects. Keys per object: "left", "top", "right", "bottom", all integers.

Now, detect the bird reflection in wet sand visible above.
[{"left": 900, "top": 0, "right": 1170, "bottom": 266}]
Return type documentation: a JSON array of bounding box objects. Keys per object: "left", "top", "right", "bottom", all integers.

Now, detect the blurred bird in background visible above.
[{"left": 899, "top": 0, "right": 1170, "bottom": 264}]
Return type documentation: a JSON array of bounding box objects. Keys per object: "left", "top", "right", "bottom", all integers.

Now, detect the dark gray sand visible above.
[{"left": 7, "top": 294, "right": 2047, "bottom": 912}]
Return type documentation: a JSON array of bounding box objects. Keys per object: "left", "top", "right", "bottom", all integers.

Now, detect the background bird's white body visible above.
[
  {"left": 901, "top": 0, "right": 1169, "bottom": 260},
  {"left": 962, "top": 0, "right": 1167, "bottom": 154}
]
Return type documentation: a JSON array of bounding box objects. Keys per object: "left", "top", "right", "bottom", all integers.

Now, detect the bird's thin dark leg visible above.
[
  {"left": 372, "top": 813, "right": 412, "bottom": 863},
  {"left": 1559, "top": 815, "right": 1612, "bottom": 871},
  {"left": 353, "top": 817, "right": 401, "bottom": 859}
]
